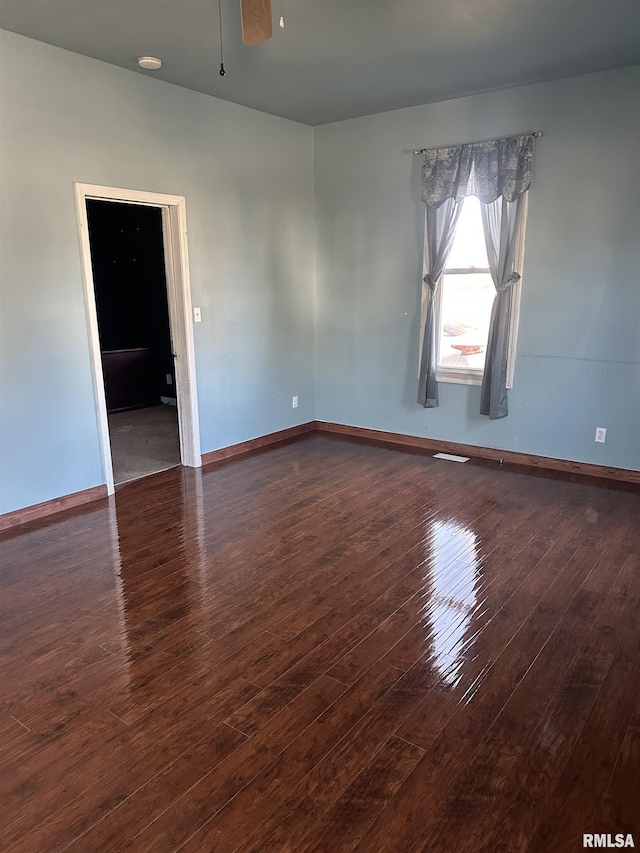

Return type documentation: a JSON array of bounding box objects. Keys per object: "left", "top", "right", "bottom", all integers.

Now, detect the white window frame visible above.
[{"left": 422, "top": 194, "right": 528, "bottom": 390}]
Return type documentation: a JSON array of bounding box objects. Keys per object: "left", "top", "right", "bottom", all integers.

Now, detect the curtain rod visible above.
[{"left": 413, "top": 131, "right": 542, "bottom": 155}]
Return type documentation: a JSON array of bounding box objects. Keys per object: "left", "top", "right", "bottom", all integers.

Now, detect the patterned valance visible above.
[{"left": 421, "top": 134, "right": 534, "bottom": 208}]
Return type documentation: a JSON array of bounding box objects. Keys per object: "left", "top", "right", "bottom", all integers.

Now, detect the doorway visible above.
[
  {"left": 76, "top": 185, "right": 201, "bottom": 494},
  {"left": 88, "top": 199, "right": 179, "bottom": 484}
]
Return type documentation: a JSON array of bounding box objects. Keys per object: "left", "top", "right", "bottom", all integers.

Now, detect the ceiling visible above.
[{"left": 1, "top": 0, "right": 638, "bottom": 125}]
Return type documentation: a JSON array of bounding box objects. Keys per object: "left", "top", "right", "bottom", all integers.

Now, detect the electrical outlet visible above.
[
  {"left": 166, "top": 374, "right": 172, "bottom": 385},
  {"left": 595, "top": 427, "right": 606, "bottom": 443},
  {"left": 292, "top": 396, "right": 299, "bottom": 409},
  {"left": 193, "top": 306, "right": 202, "bottom": 323}
]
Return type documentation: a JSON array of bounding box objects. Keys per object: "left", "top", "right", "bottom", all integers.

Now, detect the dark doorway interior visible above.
[{"left": 87, "top": 200, "right": 180, "bottom": 484}]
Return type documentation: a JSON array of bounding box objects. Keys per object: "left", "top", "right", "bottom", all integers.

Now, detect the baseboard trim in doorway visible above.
[
  {"left": 0, "top": 484, "right": 108, "bottom": 532},
  {"left": 115, "top": 462, "right": 181, "bottom": 489},
  {"left": 201, "top": 422, "right": 316, "bottom": 466},
  {"left": 314, "top": 421, "right": 640, "bottom": 485}
]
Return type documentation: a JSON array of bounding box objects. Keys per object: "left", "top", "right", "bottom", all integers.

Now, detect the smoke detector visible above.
[{"left": 138, "top": 56, "right": 162, "bottom": 70}]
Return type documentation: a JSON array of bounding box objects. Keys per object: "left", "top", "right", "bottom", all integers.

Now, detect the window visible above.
[{"left": 434, "top": 196, "right": 526, "bottom": 387}]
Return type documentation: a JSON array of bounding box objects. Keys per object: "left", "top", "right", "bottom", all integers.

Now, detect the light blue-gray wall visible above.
[
  {"left": 1, "top": 32, "right": 638, "bottom": 517},
  {"left": 314, "top": 68, "right": 640, "bottom": 471},
  {"left": 0, "top": 30, "right": 314, "bottom": 514}
]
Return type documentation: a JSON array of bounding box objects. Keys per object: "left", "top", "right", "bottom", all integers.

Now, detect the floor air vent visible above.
[{"left": 433, "top": 452, "right": 469, "bottom": 463}]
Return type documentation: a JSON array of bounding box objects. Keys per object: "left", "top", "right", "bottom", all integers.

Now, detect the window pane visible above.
[
  {"left": 446, "top": 196, "right": 489, "bottom": 269},
  {"left": 438, "top": 273, "right": 495, "bottom": 370}
]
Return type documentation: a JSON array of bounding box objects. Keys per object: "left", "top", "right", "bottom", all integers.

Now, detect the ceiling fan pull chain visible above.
[{"left": 218, "top": 0, "right": 226, "bottom": 76}]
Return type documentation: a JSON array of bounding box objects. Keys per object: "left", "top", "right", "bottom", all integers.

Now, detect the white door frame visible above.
[{"left": 75, "top": 183, "right": 201, "bottom": 495}]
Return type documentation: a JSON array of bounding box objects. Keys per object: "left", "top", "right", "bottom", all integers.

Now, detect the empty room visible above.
[{"left": 0, "top": 1, "right": 638, "bottom": 851}]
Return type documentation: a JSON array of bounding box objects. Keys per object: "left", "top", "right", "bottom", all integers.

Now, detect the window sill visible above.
[
  {"left": 436, "top": 368, "right": 483, "bottom": 386},
  {"left": 436, "top": 368, "right": 515, "bottom": 390}
]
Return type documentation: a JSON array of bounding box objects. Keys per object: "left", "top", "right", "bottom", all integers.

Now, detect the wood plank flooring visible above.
[{"left": 1, "top": 434, "right": 639, "bottom": 852}]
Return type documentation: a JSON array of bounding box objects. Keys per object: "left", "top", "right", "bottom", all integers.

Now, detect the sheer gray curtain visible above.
[
  {"left": 418, "top": 198, "right": 462, "bottom": 407},
  {"left": 480, "top": 194, "right": 527, "bottom": 419},
  {"left": 418, "top": 133, "right": 535, "bottom": 414}
]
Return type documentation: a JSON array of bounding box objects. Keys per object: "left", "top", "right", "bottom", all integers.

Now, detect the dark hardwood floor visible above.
[{"left": 1, "top": 434, "right": 638, "bottom": 852}]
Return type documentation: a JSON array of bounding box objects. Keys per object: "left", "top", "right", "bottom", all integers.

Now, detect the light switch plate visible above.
[{"left": 193, "top": 307, "right": 202, "bottom": 323}]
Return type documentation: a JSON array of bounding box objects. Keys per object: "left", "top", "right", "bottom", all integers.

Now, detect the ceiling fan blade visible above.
[{"left": 240, "top": 0, "right": 273, "bottom": 44}]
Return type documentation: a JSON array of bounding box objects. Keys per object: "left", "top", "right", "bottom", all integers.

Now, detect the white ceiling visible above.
[{"left": 1, "top": 0, "right": 638, "bottom": 125}]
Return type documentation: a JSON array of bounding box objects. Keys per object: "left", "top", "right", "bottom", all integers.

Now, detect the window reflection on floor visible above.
[{"left": 422, "top": 518, "right": 480, "bottom": 687}]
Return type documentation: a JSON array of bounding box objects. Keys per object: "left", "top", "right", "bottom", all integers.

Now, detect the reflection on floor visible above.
[{"left": 108, "top": 404, "right": 180, "bottom": 484}]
